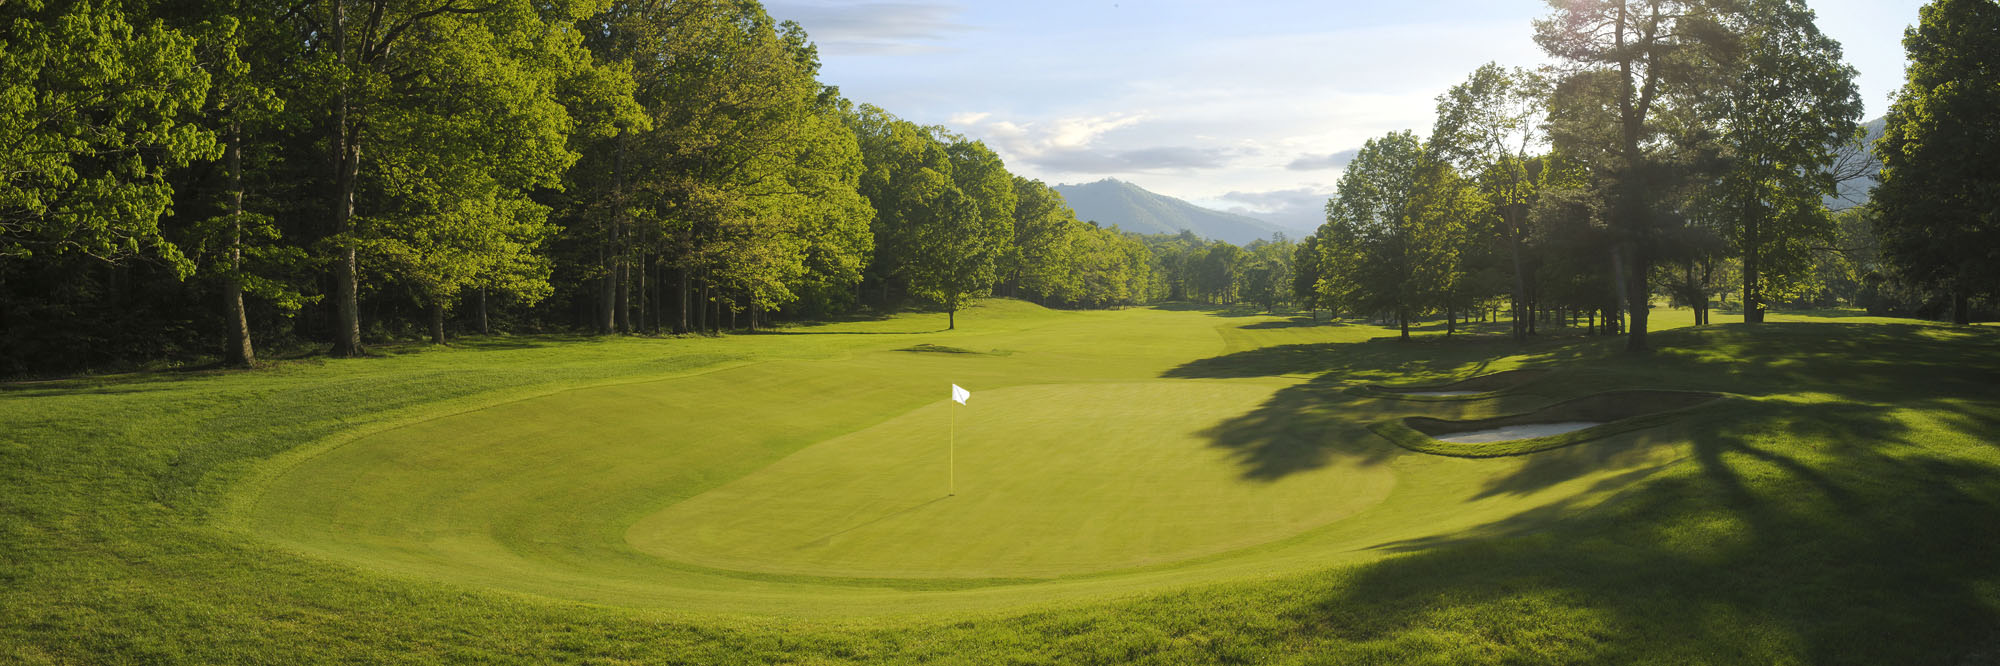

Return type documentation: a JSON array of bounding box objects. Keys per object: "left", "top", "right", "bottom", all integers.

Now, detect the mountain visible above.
[
  {"left": 1826, "top": 115, "right": 1887, "bottom": 211},
  {"left": 1052, "top": 178, "right": 1287, "bottom": 245}
]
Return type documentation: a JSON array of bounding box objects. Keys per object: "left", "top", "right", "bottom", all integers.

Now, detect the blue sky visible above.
[{"left": 766, "top": 0, "right": 1929, "bottom": 231}]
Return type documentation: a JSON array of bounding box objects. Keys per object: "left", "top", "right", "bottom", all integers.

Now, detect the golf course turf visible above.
[{"left": 6, "top": 300, "right": 2000, "bottom": 663}]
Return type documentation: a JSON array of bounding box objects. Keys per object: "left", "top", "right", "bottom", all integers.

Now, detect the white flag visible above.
[{"left": 951, "top": 384, "right": 971, "bottom": 405}]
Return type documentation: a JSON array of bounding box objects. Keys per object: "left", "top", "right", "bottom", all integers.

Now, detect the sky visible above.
[{"left": 764, "top": 0, "right": 1931, "bottom": 232}]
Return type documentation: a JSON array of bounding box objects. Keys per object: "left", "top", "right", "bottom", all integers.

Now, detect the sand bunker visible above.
[{"left": 1433, "top": 421, "right": 1604, "bottom": 444}]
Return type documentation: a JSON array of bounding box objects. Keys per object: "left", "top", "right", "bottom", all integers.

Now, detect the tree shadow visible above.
[
  {"left": 1254, "top": 321, "right": 2000, "bottom": 662},
  {"left": 1287, "top": 398, "right": 2000, "bottom": 662},
  {"left": 1237, "top": 317, "right": 1347, "bottom": 330},
  {"left": 749, "top": 329, "right": 948, "bottom": 336},
  {"left": 1195, "top": 376, "right": 1405, "bottom": 482}
]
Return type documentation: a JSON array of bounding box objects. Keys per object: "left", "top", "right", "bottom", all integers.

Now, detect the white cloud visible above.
[
  {"left": 1286, "top": 149, "right": 1360, "bottom": 171},
  {"left": 1216, "top": 187, "right": 1336, "bottom": 233},
  {"left": 947, "top": 111, "right": 991, "bottom": 125},
  {"left": 765, "top": 1, "right": 972, "bottom": 56},
  {"left": 953, "top": 112, "right": 1146, "bottom": 159}
]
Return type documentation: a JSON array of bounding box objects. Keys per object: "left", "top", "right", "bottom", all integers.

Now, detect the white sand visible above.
[{"left": 1434, "top": 421, "right": 1604, "bottom": 444}]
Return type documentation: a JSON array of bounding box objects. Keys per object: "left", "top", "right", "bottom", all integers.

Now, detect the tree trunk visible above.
[
  {"left": 597, "top": 247, "right": 615, "bottom": 334},
  {"left": 476, "top": 287, "right": 490, "bottom": 335},
  {"left": 615, "top": 259, "right": 631, "bottom": 333},
  {"left": 636, "top": 253, "right": 650, "bottom": 334},
  {"left": 1953, "top": 290, "right": 1971, "bottom": 325},
  {"left": 224, "top": 120, "right": 255, "bottom": 367},
  {"left": 1613, "top": 243, "right": 1648, "bottom": 351},
  {"left": 329, "top": 0, "right": 364, "bottom": 358},
  {"left": 429, "top": 302, "right": 445, "bottom": 345},
  {"left": 1527, "top": 294, "right": 1538, "bottom": 336},
  {"left": 1447, "top": 305, "right": 1456, "bottom": 336},
  {"left": 948, "top": 305, "right": 956, "bottom": 330},
  {"left": 1743, "top": 212, "right": 1764, "bottom": 324},
  {"left": 1399, "top": 308, "right": 1410, "bottom": 341},
  {"left": 675, "top": 265, "right": 689, "bottom": 334},
  {"left": 694, "top": 275, "right": 707, "bottom": 333}
]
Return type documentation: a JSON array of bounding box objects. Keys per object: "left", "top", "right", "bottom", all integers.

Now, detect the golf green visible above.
[
  {"left": 228, "top": 301, "right": 1687, "bottom": 616},
  {"left": 629, "top": 382, "right": 1396, "bottom": 578}
]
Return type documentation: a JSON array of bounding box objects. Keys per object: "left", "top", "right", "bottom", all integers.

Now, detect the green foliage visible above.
[
  {"left": 1706, "top": 0, "right": 1863, "bottom": 318},
  {"left": 1872, "top": 0, "right": 2000, "bottom": 309},
  {"left": 0, "top": 0, "right": 218, "bottom": 273},
  {"left": 1535, "top": 0, "right": 1738, "bottom": 349},
  {"left": 1315, "top": 132, "right": 1479, "bottom": 333}
]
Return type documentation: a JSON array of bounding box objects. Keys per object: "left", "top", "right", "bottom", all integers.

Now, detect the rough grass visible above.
[{"left": 4, "top": 300, "right": 1999, "bottom": 663}]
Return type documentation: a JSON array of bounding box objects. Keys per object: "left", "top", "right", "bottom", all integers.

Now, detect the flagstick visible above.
[{"left": 948, "top": 403, "right": 956, "bottom": 496}]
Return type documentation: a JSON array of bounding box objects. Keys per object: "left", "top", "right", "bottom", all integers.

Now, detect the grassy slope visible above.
[{"left": 4, "top": 302, "right": 1998, "bottom": 663}]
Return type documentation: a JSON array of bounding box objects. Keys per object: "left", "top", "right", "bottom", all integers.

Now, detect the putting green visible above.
[
  {"left": 229, "top": 302, "right": 1693, "bottom": 616},
  {"left": 630, "top": 382, "right": 1395, "bottom": 578}
]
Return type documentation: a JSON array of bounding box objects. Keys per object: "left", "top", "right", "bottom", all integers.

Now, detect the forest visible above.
[{"left": 2, "top": 0, "right": 1994, "bottom": 376}]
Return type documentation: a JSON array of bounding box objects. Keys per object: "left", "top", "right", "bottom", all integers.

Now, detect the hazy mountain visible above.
[
  {"left": 1052, "top": 178, "right": 1288, "bottom": 245},
  {"left": 1827, "top": 115, "right": 1887, "bottom": 211}
]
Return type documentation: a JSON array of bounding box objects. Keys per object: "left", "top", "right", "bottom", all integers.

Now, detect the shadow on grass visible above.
[
  {"left": 1148, "top": 302, "right": 1288, "bottom": 318},
  {"left": 1293, "top": 392, "right": 2000, "bottom": 663},
  {"left": 749, "top": 329, "right": 948, "bottom": 336},
  {"left": 1237, "top": 317, "right": 1347, "bottom": 330},
  {"left": 1163, "top": 318, "right": 2000, "bottom": 662},
  {"left": 1171, "top": 320, "right": 1999, "bottom": 485},
  {"left": 1194, "top": 375, "right": 1404, "bottom": 481}
]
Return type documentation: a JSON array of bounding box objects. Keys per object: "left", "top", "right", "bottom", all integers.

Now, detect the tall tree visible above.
[
  {"left": 1872, "top": 0, "right": 2000, "bottom": 325},
  {"left": 903, "top": 170, "right": 994, "bottom": 329},
  {"left": 1431, "top": 63, "right": 1546, "bottom": 341},
  {"left": 1003, "top": 177, "right": 1082, "bottom": 302},
  {"left": 1536, "top": 0, "right": 1733, "bottom": 351},
  {"left": 291, "top": 0, "right": 614, "bottom": 355},
  {"left": 1315, "top": 131, "right": 1464, "bottom": 340},
  {"left": 1709, "top": 0, "right": 1861, "bottom": 323}
]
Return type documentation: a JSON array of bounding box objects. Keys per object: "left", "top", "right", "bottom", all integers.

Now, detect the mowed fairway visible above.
[{"left": 229, "top": 301, "right": 1691, "bottom": 616}]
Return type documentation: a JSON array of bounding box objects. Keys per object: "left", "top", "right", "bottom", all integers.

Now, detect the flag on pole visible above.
[{"left": 951, "top": 384, "right": 971, "bottom": 405}]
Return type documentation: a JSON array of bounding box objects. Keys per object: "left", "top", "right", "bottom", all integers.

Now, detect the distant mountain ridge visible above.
[{"left": 1052, "top": 178, "right": 1286, "bottom": 246}]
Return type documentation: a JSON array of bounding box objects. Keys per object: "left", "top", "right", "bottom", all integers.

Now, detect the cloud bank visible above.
[{"left": 765, "top": 1, "right": 971, "bottom": 55}]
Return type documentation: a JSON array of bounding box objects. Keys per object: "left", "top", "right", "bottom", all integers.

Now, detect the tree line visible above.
[
  {"left": 1294, "top": 0, "right": 1997, "bottom": 348},
  {"left": 8, "top": 0, "right": 1992, "bottom": 375},
  {"left": 0, "top": 0, "right": 1215, "bottom": 375}
]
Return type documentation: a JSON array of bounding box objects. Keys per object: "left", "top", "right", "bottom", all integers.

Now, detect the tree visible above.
[
  {"left": 1315, "top": 131, "right": 1463, "bottom": 340},
  {"left": 1001, "top": 177, "right": 1079, "bottom": 302},
  {"left": 1709, "top": 0, "right": 1861, "bottom": 324},
  {"left": 1872, "top": 0, "right": 2000, "bottom": 325},
  {"left": 0, "top": 0, "right": 217, "bottom": 271},
  {"left": 288, "top": 0, "right": 615, "bottom": 355},
  {"left": 1431, "top": 63, "right": 1546, "bottom": 340},
  {"left": 1291, "top": 234, "right": 1323, "bottom": 316},
  {"left": 1536, "top": 0, "right": 1733, "bottom": 351},
  {"left": 849, "top": 105, "right": 952, "bottom": 306},
  {"left": 1240, "top": 236, "right": 1296, "bottom": 312},
  {"left": 904, "top": 170, "right": 995, "bottom": 329}
]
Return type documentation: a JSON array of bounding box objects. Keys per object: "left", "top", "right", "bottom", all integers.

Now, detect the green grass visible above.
[{"left": 5, "top": 300, "right": 1999, "bottom": 663}]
